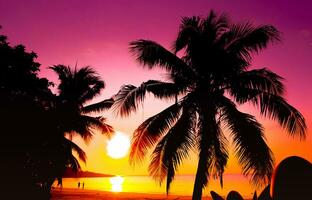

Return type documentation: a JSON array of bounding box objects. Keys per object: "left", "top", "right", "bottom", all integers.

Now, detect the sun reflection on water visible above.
[
  {"left": 109, "top": 176, "right": 124, "bottom": 192},
  {"left": 56, "top": 174, "right": 257, "bottom": 197}
]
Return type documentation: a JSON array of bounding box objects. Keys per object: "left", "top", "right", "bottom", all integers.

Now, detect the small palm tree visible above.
[
  {"left": 41, "top": 65, "right": 114, "bottom": 190},
  {"left": 114, "top": 11, "right": 306, "bottom": 200}
]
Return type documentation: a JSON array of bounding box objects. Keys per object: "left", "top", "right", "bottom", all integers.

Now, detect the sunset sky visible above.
[{"left": 1, "top": 0, "right": 311, "bottom": 178}]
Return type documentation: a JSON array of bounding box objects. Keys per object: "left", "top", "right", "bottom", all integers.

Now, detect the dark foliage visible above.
[{"left": 0, "top": 30, "right": 113, "bottom": 199}]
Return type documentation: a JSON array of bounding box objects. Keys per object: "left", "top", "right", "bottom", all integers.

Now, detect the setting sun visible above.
[{"left": 107, "top": 132, "right": 130, "bottom": 159}]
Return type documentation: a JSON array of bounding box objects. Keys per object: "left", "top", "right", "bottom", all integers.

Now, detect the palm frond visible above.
[
  {"left": 228, "top": 67, "right": 305, "bottom": 138},
  {"left": 210, "top": 123, "right": 229, "bottom": 187},
  {"left": 202, "top": 11, "right": 229, "bottom": 43},
  {"left": 82, "top": 115, "right": 114, "bottom": 135},
  {"left": 49, "top": 65, "right": 72, "bottom": 94},
  {"left": 69, "top": 115, "right": 113, "bottom": 143},
  {"left": 147, "top": 135, "right": 167, "bottom": 184},
  {"left": 164, "top": 108, "right": 196, "bottom": 194},
  {"left": 64, "top": 138, "right": 87, "bottom": 163},
  {"left": 76, "top": 66, "right": 105, "bottom": 103},
  {"left": 174, "top": 16, "right": 201, "bottom": 53},
  {"left": 226, "top": 23, "right": 280, "bottom": 62},
  {"left": 50, "top": 65, "right": 105, "bottom": 105},
  {"left": 255, "top": 94, "right": 306, "bottom": 138},
  {"left": 68, "top": 122, "right": 94, "bottom": 143},
  {"left": 114, "top": 80, "right": 185, "bottom": 117},
  {"left": 113, "top": 84, "right": 147, "bottom": 117},
  {"left": 144, "top": 80, "right": 183, "bottom": 99},
  {"left": 230, "top": 68, "right": 285, "bottom": 100},
  {"left": 130, "top": 40, "right": 193, "bottom": 76},
  {"left": 130, "top": 103, "right": 182, "bottom": 164},
  {"left": 82, "top": 98, "right": 114, "bottom": 113},
  {"left": 231, "top": 84, "right": 306, "bottom": 138},
  {"left": 148, "top": 107, "right": 196, "bottom": 194},
  {"left": 68, "top": 154, "right": 81, "bottom": 173},
  {"left": 79, "top": 80, "right": 105, "bottom": 104},
  {"left": 75, "top": 65, "right": 98, "bottom": 77},
  {"left": 49, "top": 65, "right": 72, "bottom": 82},
  {"left": 219, "top": 97, "right": 273, "bottom": 185},
  {"left": 166, "top": 161, "right": 175, "bottom": 195}
]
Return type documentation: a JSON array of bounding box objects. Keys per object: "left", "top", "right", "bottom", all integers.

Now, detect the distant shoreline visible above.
[{"left": 62, "top": 169, "right": 113, "bottom": 178}]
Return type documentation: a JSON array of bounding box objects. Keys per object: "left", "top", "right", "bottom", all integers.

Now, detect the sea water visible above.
[{"left": 53, "top": 174, "right": 262, "bottom": 198}]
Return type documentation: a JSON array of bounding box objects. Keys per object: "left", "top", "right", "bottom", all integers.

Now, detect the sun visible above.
[{"left": 106, "top": 132, "right": 130, "bottom": 159}]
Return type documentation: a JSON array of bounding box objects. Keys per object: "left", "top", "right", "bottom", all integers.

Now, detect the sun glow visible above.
[
  {"left": 109, "top": 176, "right": 124, "bottom": 192},
  {"left": 107, "top": 132, "right": 130, "bottom": 159}
]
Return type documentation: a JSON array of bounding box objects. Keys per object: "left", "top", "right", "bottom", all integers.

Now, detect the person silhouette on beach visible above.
[
  {"left": 78, "top": 182, "right": 80, "bottom": 189},
  {"left": 58, "top": 179, "right": 63, "bottom": 191},
  {"left": 82, "top": 182, "right": 85, "bottom": 189}
]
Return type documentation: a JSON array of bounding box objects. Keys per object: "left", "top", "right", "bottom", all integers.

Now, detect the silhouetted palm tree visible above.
[
  {"left": 50, "top": 65, "right": 114, "bottom": 139},
  {"left": 114, "top": 11, "right": 306, "bottom": 200},
  {"left": 41, "top": 65, "right": 114, "bottom": 190}
]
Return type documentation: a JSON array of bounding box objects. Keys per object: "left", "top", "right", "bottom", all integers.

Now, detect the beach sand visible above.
[{"left": 51, "top": 189, "right": 213, "bottom": 200}]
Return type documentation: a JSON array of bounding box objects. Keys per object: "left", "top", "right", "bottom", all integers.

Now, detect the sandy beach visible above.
[{"left": 51, "top": 189, "right": 214, "bottom": 200}]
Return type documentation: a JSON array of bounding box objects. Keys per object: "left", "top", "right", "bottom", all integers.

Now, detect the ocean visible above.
[{"left": 53, "top": 174, "right": 263, "bottom": 198}]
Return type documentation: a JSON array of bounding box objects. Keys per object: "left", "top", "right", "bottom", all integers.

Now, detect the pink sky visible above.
[
  {"left": 0, "top": 0, "right": 311, "bottom": 175},
  {"left": 1, "top": 0, "right": 311, "bottom": 106}
]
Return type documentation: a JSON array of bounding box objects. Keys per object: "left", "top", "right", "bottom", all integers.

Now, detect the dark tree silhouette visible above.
[
  {"left": 0, "top": 28, "right": 114, "bottom": 199},
  {"left": 114, "top": 11, "right": 306, "bottom": 200},
  {"left": 0, "top": 30, "right": 54, "bottom": 199},
  {"left": 49, "top": 65, "right": 114, "bottom": 141},
  {"left": 39, "top": 65, "right": 114, "bottom": 192}
]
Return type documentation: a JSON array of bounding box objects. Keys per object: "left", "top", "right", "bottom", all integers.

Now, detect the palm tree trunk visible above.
[
  {"left": 192, "top": 122, "right": 213, "bottom": 200},
  {"left": 192, "top": 156, "right": 207, "bottom": 200},
  {"left": 192, "top": 103, "right": 215, "bottom": 200}
]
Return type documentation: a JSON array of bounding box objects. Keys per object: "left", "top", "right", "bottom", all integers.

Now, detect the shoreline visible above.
[{"left": 51, "top": 188, "right": 214, "bottom": 200}]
